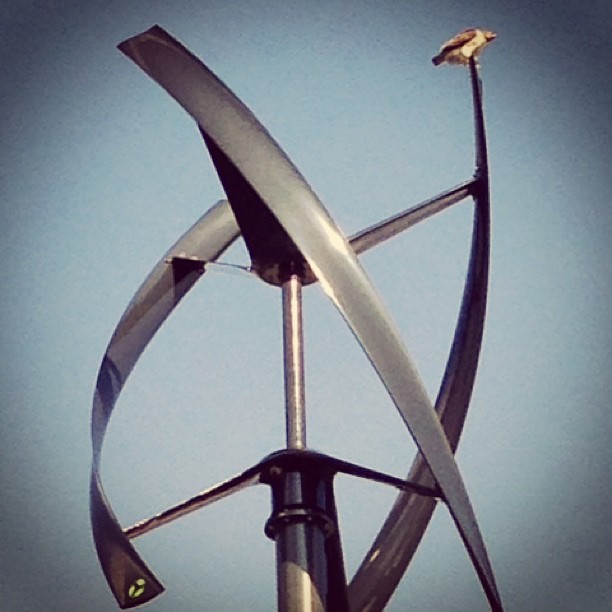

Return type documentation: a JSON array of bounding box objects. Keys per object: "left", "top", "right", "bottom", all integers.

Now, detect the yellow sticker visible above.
[{"left": 128, "top": 578, "right": 146, "bottom": 598}]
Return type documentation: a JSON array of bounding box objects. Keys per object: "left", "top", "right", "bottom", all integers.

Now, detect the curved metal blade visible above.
[
  {"left": 349, "top": 57, "right": 499, "bottom": 611},
  {"left": 202, "top": 129, "right": 307, "bottom": 284},
  {"left": 119, "top": 26, "right": 501, "bottom": 608},
  {"left": 90, "top": 200, "right": 239, "bottom": 608},
  {"left": 348, "top": 173, "right": 491, "bottom": 609},
  {"left": 90, "top": 470, "right": 164, "bottom": 609}
]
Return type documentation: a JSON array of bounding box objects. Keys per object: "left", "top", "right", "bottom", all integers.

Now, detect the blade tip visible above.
[{"left": 117, "top": 24, "right": 167, "bottom": 54}]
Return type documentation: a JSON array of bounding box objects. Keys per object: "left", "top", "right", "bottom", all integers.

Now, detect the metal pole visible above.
[
  {"left": 275, "top": 274, "right": 327, "bottom": 611},
  {"left": 282, "top": 274, "right": 307, "bottom": 449},
  {"left": 273, "top": 473, "right": 327, "bottom": 612}
]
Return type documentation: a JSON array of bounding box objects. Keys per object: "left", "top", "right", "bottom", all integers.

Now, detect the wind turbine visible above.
[{"left": 90, "top": 25, "right": 503, "bottom": 611}]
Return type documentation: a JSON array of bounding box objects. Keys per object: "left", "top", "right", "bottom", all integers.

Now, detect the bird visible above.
[{"left": 432, "top": 28, "right": 497, "bottom": 66}]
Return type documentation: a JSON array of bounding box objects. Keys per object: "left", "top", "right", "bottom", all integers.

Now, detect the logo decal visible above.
[{"left": 128, "top": 578, "right": 146, "bottom": 599}]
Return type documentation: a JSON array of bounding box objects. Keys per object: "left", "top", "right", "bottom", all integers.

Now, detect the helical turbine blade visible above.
[
  {"left": 348, "top": 173, "right": 492, "bottom": 609},
  {"left": 118, "top": 26, "right": 501, "bottom": 608},
  {"left": 349, "top": 57, "right": 498, "bottom": 611},
  {"left": 90, "top": 200, "right": 239, "bottom": 608},
  {"left": 201, "top": 129, "right": 308, "bottom": 285}
]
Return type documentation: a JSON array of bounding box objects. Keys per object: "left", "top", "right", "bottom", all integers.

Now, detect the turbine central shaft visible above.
[{"left": 282, "top": 275, "right": 307, "bottom": 449}]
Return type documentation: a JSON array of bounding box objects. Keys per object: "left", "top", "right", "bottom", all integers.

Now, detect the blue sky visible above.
[{"left": 1, "top": 1, "right": 611, "bottom": 610}]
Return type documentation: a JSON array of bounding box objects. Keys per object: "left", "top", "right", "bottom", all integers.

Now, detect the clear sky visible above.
[{"left": 1, "top": 1, "right": 610, "bottom": 610}]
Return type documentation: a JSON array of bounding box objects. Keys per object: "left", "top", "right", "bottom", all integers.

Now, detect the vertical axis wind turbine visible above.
[{"left": 90, "top": 25, "right": 503, "bottom": 611}]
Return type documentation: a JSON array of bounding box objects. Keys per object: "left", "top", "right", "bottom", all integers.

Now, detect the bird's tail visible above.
[{"left": 432, "top": 54, "right": 443, "bottom": 66}]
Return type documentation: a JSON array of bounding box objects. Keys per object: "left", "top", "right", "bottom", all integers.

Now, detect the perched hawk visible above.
[{"left": 432, "top": 28, "right": 497, "bottom": 66}]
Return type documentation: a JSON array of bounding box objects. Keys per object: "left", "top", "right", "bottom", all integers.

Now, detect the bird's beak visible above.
[{"left": 486, "top": 31, "right": 497, "bottom": 41}]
